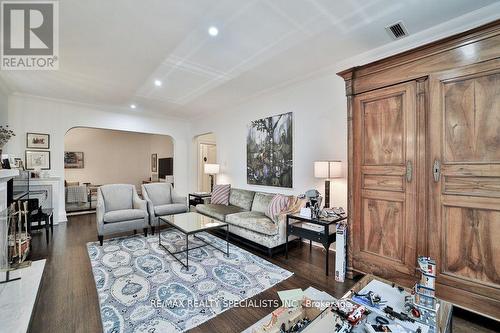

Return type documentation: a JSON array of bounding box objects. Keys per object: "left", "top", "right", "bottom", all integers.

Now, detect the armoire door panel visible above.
[
  {"left": 353, "top": 81, "right": 417, "bottom": 278},
  {"left": 443, "top": 72, "right": 500, "bottom": 163},
  {"left": 442, "top": 206, "right": 500, "bottom": 287},
  {"left": 444, "top": 176, "right": 500, "bottom": 198},
  {"left": 363, "top": 174, "right": 405, "bottom": 192},
  {"left": 363, "top": 94, "right": 405, "bottom": 165},
  {"left": 429, "top": 59, "right": 500, "bottom": 315},
  {"left": 360, "top": 196, "right": 404, "bottom": 262}
]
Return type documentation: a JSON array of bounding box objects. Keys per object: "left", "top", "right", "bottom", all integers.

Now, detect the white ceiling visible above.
[{"left": 0, "top": 0, "right": 499, "bottom": 118}]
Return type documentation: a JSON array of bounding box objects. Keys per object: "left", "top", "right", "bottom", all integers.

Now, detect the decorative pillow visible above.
[
  {"left": 266, "top": 194, "right": 290, "bottom": 222},
  {"left": 211, "top": 184, "right": 231, "bottom": 205}
]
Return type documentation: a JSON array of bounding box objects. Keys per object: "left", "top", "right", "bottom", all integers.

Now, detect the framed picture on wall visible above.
[
  {"left": 151, "top": 153, "right": 158, "bottom": 172},
  {"left": 25, "top": 150, "right": 51, "bottom": 170},
  {"left": 247, "top": 112, "right": 293, "bottom": 188},
  {"left": 26, "top": 132, "right": 50, "bottom": 149},
  {"left": 64, "top": 151, "right": 84, "bottom": 169}
]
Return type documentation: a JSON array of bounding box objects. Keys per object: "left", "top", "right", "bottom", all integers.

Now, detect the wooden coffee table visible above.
[{"left": 158, "top": 212, "right": 229, "bottom": 270}]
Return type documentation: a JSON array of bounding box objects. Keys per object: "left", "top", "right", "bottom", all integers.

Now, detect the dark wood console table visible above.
[{"left": 285, "top": 213, "right": 347, "bottom": 276}]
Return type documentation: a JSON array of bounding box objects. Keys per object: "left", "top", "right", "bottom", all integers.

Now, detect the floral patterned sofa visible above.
[{"left": 195, "top": 188, "right": 304, "bottom": 256}]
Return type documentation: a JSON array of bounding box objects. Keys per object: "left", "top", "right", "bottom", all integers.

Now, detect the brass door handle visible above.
[{"left": 406, "top": 160, "right": 413, "bottom": 182}]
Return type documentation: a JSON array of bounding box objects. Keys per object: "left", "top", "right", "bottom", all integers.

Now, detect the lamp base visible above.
[
  {"left": 324, "top": 180, "right": 330, "bottom": 208},
  {"left": 209, "top": 175, "right": 214, "bottom": 192}
]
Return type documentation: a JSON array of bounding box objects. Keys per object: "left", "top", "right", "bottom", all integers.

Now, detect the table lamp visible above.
[
  {"left": 204, "top": 163, "right": 220, "bottom": 192},
  {"left": 314, "top": 160, "right": 342, "bottom": 208}
]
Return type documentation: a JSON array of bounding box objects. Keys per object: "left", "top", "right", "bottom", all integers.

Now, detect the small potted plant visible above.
[{"left": 0, "top": 125, "right": 15, "bottom": 169}]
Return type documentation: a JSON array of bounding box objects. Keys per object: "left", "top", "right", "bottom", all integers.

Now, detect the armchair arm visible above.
[
  {"left": 133, "top": 190, "right": 147, "bottom": 212},
  {"left": 96, "top": 189, "right": 105, "bottom": 235},
  {"left": 141, "top": 185, "right": 155, "bottom": 219},
  {"left": 171, "top": 187, "right": 187, "bottom": 205}
]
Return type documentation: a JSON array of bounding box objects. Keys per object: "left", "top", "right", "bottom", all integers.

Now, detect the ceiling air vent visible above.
[{"left": 385, "top": 21, "right": 409, "bottom": 40}]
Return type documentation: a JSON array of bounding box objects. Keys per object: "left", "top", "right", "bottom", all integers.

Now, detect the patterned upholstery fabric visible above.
[
  {"left": 229, "top": 188, "right": 255, "bottom": 210},
  {"left": 100, "top": 184, "right": 134, "bottom": 211},
  {"left": 196, "top": 189, "right": 306, "bottom": 250},
  {"left": 251, "top": 192, "right": 275, "bottom": 214},
  {"left": 226, "top": 211, "right": 277, "bottom": 236},
  {"left": 103, "top": 209, "right": 147, "bottom": 223},
  {"left": 266, "top": 194, "right": 291, "bottom": 222},
  {"left": 211, "top": 184, "right": 231, "bottom": 205},
  {"left": 196, "top": 204, "right": 244, "bottom": 221}
]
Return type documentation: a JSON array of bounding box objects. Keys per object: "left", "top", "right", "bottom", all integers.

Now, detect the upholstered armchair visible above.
[
  {"left": 96, "top": 184, "right": 149, "bottom": 245},
  {"left": 141, "top": 183, "right": 188, "bottom": 234}
]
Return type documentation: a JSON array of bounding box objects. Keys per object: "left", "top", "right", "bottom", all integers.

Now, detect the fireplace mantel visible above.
[
  {"left": 0, "top": 169, "right": 19, "bottom": 182},
  {"left": 0, "top": 169, "right": 19, "bottom": 212}
]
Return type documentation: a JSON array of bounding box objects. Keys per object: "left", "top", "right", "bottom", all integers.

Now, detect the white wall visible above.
[
  {"left": 0, "top": 89, "right": 7, "bottom": 125},
  {"left": 190, "top": 73, "right": 348, "bottom": 209},
  {"left": 64, "top": 128, "right": 173, "bottom": 189},
  {"left": 4, "top": 94, "right": 190, "bottom": 222}
]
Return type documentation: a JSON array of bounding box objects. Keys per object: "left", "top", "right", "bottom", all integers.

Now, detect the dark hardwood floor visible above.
[{"left": 28, "top": 214, "right": 500, "bottom": 333}]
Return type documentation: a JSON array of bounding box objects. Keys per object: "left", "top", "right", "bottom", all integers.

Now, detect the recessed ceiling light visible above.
[
  {"left": 154, "top": 79, "right": 162, "bottom": 87},
  {"left": 130, "top": 104, "right": 137, "bottom": 109},
  {"left": 208, "top": 26, "right": 218, "bottom": 37}
]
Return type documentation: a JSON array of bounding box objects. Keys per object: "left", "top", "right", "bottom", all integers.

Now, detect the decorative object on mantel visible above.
[
  {"left": 0, "top": 125, "right": 16, "bottom": 170},
  {"left": 26, "top": 132, "right": 50, "bottom": 149},
  {"left": 314, "top": 160, "right": 342, "bottom": 208},
  {"left": 204, "top": 163, "right": 220, "bottom": 192},
  {"left": 247, "top": 112, "right": 293, "bottom": 188},
  {"left": 64, "top": 151, "right": 84, "bottom": 169}
]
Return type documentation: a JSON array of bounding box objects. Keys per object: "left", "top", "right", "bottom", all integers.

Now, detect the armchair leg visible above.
[
  {"left": 151, "top": 226, "right": 155, "bottom": 235},
  {"left": 98, "top": 235, "right": 103, "bottom": 246},
  {"left": 143, "top": 228, "right": 148, "bottom": 237}
]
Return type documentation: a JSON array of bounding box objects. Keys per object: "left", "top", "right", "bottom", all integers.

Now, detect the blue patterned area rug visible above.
[{"left": 87, "top": 229, "right": 292, "bottom": 333}]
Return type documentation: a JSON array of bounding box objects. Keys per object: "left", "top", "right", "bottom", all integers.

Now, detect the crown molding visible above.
[
  {"left": 9, "top": 92, "right": 190, "bottom": 123},
  {"left": 335, "top": 2, "right": 500, "bottom": 72}
]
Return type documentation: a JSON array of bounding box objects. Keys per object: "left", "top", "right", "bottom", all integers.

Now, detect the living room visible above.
[{"left": 0, "top": 1, "right": 499, "bottom": 333}]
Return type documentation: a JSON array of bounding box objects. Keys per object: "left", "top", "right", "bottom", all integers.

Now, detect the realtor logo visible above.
[{"left": 1, "top": 1, "right": 59, "bottom": 70}]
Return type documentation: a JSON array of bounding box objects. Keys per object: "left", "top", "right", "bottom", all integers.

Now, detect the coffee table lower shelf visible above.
[{"left": 158, "top": 213, "right": 230, "bottom": 270}]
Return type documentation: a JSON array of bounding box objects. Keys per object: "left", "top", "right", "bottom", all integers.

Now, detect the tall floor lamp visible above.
[
  {"left": 204, "top": 163, "right": 220, "bottom": 192},
  {"left": 314, "top": 161, "right": 342, "bottom": 208}
]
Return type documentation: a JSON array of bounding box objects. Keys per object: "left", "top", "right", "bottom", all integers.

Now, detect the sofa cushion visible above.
[
  {"left": 225, "top": 211, "right": 277, "bottom": 236},
  {"left": 196, "top": 204, "right": 244, "bottom": 221},
  {"left": 103, "top": 209, "right": 146, "bottom": 223},
  {"left": 100, "top": 185, "right": 133, "bottom": 211},
  {"left": 211, "top": 184, "right": 231, "bottom": 205},
  {"left": 251, "top": 192, "right": 275, "bottom": 214},
  {"left": 229, "top": 189, "right": 255, "bottom": 211},
  {"left": 144, "top": 184, "right": 171, "bottom": 206},
  {"left": 154, "top": 204, "right": 188, "bottom": 216},
  {"left": 266, "top": 194, "right": 291, "bottom": 222}
]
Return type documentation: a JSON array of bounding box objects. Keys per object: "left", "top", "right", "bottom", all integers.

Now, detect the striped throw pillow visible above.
[
  {"left": 266, "top": 194, "right": 290, "bottom": 223},
  {"left": 211, "top": 184, "right": 231, "bottom": 205}
]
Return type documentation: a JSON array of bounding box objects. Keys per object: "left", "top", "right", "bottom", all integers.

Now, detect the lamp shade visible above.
[
  {"left": 204, "top": 163, "right": 220, "bottom": 174},
  {"left": 314, "top": 161, "right": 342, "bottom": 179}
]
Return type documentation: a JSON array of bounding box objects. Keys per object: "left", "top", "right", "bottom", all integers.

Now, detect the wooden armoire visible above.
[{"left": 338, "top": 20, "right": 500, "bottom": 320}]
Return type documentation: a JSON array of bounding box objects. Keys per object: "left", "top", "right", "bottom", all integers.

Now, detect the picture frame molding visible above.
[
  {"left": 64, "top": 151, "right": 84, "bottom": 169},
  {"left": 25, "top": 150, "right": 51, "bottom": 170},
  {"left": 246, "top": 111, "right": 293, "bottom": 188},
  {"left": 26, "top": 132, "right": 50, "bottom": 149},
  {"left": 151, "top": 153, "right": 158, "bottom": 172}
]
